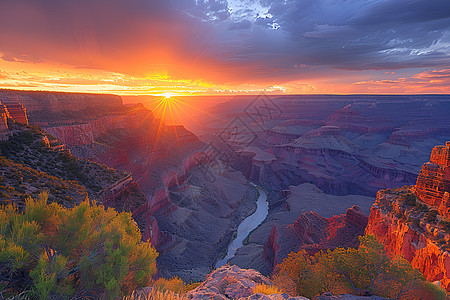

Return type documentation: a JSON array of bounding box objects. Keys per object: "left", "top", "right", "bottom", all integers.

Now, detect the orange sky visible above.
[
  {"left": 1, "top": 56, "right": 449, "bottom": 95},
  {"left": 0, "top": 0, "right": 449, "bottom": 95}
]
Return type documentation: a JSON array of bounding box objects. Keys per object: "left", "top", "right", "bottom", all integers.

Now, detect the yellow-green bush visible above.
[
  {"left": 0, "top": 192, "right": 158, "bottom": 299},
  {"left": 153, "top": 277, "right": 201, "bottom": 294},
  {"left": 253, "top": 283, "right": 282, "bottom": 295},
  {"left": 124, "top": 288, "right": 188, "bottom": 300},
  {"left": 153, "top": 277, "right": 185, "bottom": 293},
  {"left": 273, "top": 235, "right": 447, "bottom": 299}
]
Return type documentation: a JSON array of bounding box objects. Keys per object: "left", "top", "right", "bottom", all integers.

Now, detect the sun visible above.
[{"left": 162, "top": 92, "right": 173, "bottom": 99}]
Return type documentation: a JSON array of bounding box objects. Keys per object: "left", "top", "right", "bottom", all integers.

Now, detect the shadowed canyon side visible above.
[
  {"left": 0, "top": 90, "right": 264, "bottom": 283},
  {"left": 366, "top": 142, "right": 450, "bottom": 291},
  {"left": 195, "top": 95, "right": 450, "bottom": 196}
]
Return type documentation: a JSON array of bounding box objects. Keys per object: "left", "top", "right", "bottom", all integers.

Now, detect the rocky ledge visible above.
[
  {"left": 186, "top": 265, "right": 307, "bottom": 300},
  {"left": 365, "top": 186, "right": 450, "bottom": 291},
  {"left": 183, "top": 265, "right": 385, "bottom": 300},
  {"left": 366, "top": 142, "right": 450, "bottom": 291}
]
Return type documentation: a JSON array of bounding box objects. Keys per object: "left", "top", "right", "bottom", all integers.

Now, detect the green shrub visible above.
[
  {"left": 0, "top": 192, "right": 158, "bottom": 299},
  {"left": 401, "top": 193, "right": 417, "bottom": 206},
  {"left": 425, "top": 210, "right": 439, "bottom": 223},
  {"left": 273, "top": 235, "right": 447, "bottom": 299},
  {"left": 441, "top": 220, "right": 450, "bottom": 233}
]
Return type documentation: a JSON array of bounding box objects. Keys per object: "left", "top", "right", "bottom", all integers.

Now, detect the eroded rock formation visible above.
[
  {"left": 366, "top": 187, "right": 450, "bottom": 291},
  {"left": 0, "top": 89, "right": 123, "bottom": 116},
  {"left": 366, "top": 143, "right": 450, "bottom": 291},
  {"left": 186, "top": 265, "right": 308, "bottom": 300},
  {"left": 0, "top": 101, "right": 29, "bottom": 138},
  {"left": 415, "top": 142, "right": 450, "bottom": 216},
  {"left": 265, "top": 205, "right": 368, "bottom": 269}
]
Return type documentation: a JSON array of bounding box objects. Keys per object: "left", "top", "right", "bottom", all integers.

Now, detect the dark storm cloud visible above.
[
  {"left": 0, "top": 0, "right": 448, "bottom": 83},
  {"left": 250, "top": 0, "right": 450, "bottom": 71}
]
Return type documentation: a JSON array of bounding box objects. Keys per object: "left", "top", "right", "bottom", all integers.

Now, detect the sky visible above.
[{"left": 0, "top": 0, "right": 449, "bottom": 95}]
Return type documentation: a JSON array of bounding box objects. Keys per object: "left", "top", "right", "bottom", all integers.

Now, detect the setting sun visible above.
[{"left": 162, "top": 92, "right": 173, "bottom": 99}]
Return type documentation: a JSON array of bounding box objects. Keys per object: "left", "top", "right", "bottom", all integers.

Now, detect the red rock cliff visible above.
[
  {"left": 45, "top": 105, "right": 154, "bottom": 146},
  {"left": 415, "top": 142, "right": 450, "bottom": 216},
  {"left": 367, "top": 143, "right": 450, "bottom": 291},
  {"left": 0, "top": 89, "right": 123, "bottom": 113},
  {"left": 366, "top": 187, "right": 450, "bottom": 291},
  {"left": 265, "top": 206, "right": 368, "bottom": 269}
]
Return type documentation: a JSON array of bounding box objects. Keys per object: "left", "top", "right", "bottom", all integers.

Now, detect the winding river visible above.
[{"left": 215, "top": 183, "right": 269, "bottom": 268}]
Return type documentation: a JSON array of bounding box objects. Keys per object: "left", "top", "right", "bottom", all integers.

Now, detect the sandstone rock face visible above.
[
  {"left": 0, "top": 103, "right": 9, "bottom": 136},
  {"left": 0, "top": 101, "right": 30, "bottom": 138},
  {"left": 4, "top": 103, "right": 28, "bottom": 125},
  {"left": 365, "top": 187, "right": 450, "bottom": 291},
  {"left": 186, "top": 265, "right": 308, "bottom": 300},
  {"left": 415, "top": 142, "right": 450, "bottom": 216},
  {"left": 265, "top": 205, "right": 368, "bottom": 269},
  {"left": 45, "top": 106, "right": 154, "bottom": 146},
  {"left": 0, "top": 89, "right": 123, "bottom": 114}
]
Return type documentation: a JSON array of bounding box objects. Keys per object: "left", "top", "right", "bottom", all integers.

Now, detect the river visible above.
[{"left": 215, "top": 183, "right": 269, "bottom": 268}]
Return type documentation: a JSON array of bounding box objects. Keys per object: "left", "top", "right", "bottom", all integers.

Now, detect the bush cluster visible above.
[
  {"left": 273, "top": 235, "right": 446, "bottom": 299},
  {"left": 0, "top": 193, "right": 158, "bottom": 299}
]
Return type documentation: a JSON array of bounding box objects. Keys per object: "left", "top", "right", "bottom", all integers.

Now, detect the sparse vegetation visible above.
[
  {"left": 0, "top": 125, "right": 129, "bottom": 201},
  {"left": 273, "top": 235, "right": 447, "bottom": 299},
  {"left": 253, "top": 283, "right": 282, "bottom": 295},
  {"left": 124, "top": 288, "right": 188, "bottom": 300},
  {"left": 440, "top": 220, "right": 450, "bottom": 233},
  {"left": 425, "top": 209, "right": 439, "bottom": 224},
  {"left": 401, "top": 193, "right": 417, "bottom": 206},
  {"left": 0, "top": 192, "right": 158, "bottom": 299}
]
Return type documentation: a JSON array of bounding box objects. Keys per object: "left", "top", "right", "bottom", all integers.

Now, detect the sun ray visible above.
[
  {"left": 167, "top": 100, "right": 180, "bottom": 146},
  {"left": 149, "top": 100, "right": 168, "bottom": 167}
]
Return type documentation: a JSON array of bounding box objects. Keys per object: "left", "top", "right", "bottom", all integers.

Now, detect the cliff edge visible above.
[{"left": 366, "top": 141, "right": 450, "bottom": 291}]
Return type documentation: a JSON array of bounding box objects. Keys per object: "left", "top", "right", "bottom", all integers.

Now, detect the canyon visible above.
[
  {"left": 0, "top": 90, "right": 260, "bottom": 283},
  {"left": 2, "top": 90, "right": 450, "bottom": 289},
  {"left": 366, "top": 142, "right": 450, "bottom": 291}
]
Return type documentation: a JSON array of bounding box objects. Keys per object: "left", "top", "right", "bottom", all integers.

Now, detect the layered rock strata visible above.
[{"left": 265, "top": 205, "right": 368, "bottom": 268}]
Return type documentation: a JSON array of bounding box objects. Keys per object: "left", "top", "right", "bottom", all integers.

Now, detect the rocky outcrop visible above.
[
  {"left": 365, "top": 143, "right": 450, "bottom": 291},
  {"left": 186, "top": 265, "right": 308, "bottom": 300},
  {"left": 0, "top": 103, "right": 9, "bottom": 136},
  {"left": 265, "top": 205, "right": 368, "bottom": 269},
  {"left": 45, "top": 105, "right": 154, "bottom": 146},
  {"left": 0, "top": 89, "right": 123, "bottom": 114},
  {"left": 0, "top": 101, "right": 29, "bottom": 139},
  {"left": 415, "top": 142, "right": 450, "bottom": 215},
  {"left": 4, "top": 103, "right": 28, "bottom": 125},
  {"left": 365, "top": 187, "right": 450, "bottom": 291}
]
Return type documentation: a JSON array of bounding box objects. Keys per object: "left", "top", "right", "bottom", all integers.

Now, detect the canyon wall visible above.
[
  {"left": 0, "top": 101, "right": 29, "bottom": 138},
  {"left": 0, "top": 89, "right": 123, "bottom": 114},
  {"left": 366, "top": 142, "right": 450, "bottom": 291},
  {"left": 415, "top": 142, "right": 450, "bottom": 214},
  {"left": 45, "top": 105, "right": 153, "bottom": 146},
  {"left": 265, "top": 205, "right": 368, "bottom": 270},
  {"left": 366, "top": 188, "right": 450, "bottom": 291}
]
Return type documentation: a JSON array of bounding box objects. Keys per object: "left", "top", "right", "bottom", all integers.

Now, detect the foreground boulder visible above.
[{"left": 186, "top": 265, "right": 308, "bottom": 300}]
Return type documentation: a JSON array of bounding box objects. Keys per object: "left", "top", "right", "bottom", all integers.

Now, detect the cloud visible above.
[
  {"left": 354, "top": 69, "right": 450, "bottom": 93},
  {"left": 0, "top": 0, "right": 448, "bottom": 88}
]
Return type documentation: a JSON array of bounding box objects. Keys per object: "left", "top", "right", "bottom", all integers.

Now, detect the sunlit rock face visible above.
[
  {"left": 264, "top": 205, "right": 368, "bottom": 269},
  {"left": 366, "top": 143, "right": 450, "bottom": 291},
  {"left": 0, "top": 101, "right": 29, "bottom": 138},
  {"left": 366, "top": 187, "right": 450, "bottom": 292},
  {"left": 4, "top": 103, "right": 28, "bottom": 125},
  {"left": 186, "top": 265, "right": 309, "bottom": 300},
  {"left": 415, "top": 142, "right": 450, "bottom": 216},
  {"left": 0, "top": 90, "right": 124, "bottom": 118}
]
